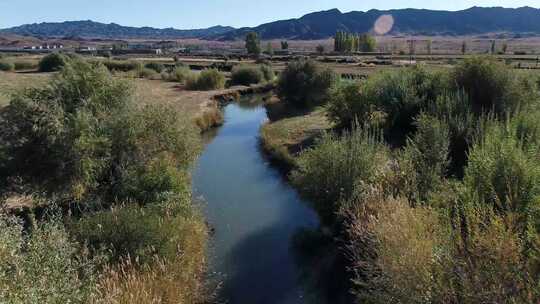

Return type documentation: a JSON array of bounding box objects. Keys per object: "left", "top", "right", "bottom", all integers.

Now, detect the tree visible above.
[
  {"left": 502, "top": 42, "right": 508, "bottom": 54},
  {"left": 359, "top": 34, "right": 377, "bottom": 52},
  {"left": 281, "top": 41, "right": 289, "bottom": 50},
  {"left": 277, "top": 60, "right": 337, "bottom": 108},
  {"left": 265, "top": 42, "right": 274, "bottom": 56},
  {"left": 491, "top": 40, "right": 496, "bottom": 54},
  {"left": 245, "top": 32, "right": 261, "bottom": 56},
  {"left": 334, "top": 32, "right": 376, "bottom": 53},
  {"left": 461, "top": 40, "right": 467, "bottom": 55},
  {"left": 316, "top": 45, "right": 325, "bottom": 55},
  {"left": 426, "top": 39, "right": 432, "bottom": 55}
]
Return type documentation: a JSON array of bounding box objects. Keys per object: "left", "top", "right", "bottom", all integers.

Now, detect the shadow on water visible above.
[{"left": 193, "top": 94, "right": 351, "bottom": 304}]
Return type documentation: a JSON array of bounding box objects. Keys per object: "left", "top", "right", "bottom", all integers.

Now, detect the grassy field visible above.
[{"left": 0, "top": 72, "right": 51, "bottom": 107}]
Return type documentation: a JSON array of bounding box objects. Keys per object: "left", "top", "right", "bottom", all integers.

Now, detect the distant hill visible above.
[
  {"left": 3, "top": 7, "right": 540, "bottom": 41},
  {"left": 0, "top": 20, "right": 235, "bottom": 39},
  {"left": 214, "top": 6, "right": 540, "bottom": 40}
]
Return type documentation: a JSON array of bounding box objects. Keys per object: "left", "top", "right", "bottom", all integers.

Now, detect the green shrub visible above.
[
  {"left": 161, "top": 66, "right": 192, "bottom": 83},
  {"left": 464, "top": 121, "right": 540, "bottom": 232},
  {"left": 102, "top": 60, "right": 142, "bottom": 72},
  {"left": 13, "top": 61, "right": 37, "bottom": 71},
  {"left": 231, "top": 65, "right": 263, "bottom": 86},
  {"left": 185, "top": 69, "right": 225, "bottom": 91},
  {"left": 398, "top": 114, "right": 450, "bottom": 203},
  {"left": 0, "top": 213, "right": 99, "bottom": 303},
  {"left": 346, "top": 193, "right": 540, "bottom": 304},
  {"left": 277, "top": 59, "right": 337, "bottom": 108},
  {"left": 38, "top": 53, "right": 67, "bottom": 72},
  {"left": 137, "top": 67, "right": 157, "bottom": 79},
  {"left": 327, "top": 66, "right": 447, "bottom": 141},
  {"left": 0, "top": 61, "right": 14, "bottom": 71},
  {"left": 144, "top": 62, "right": 165, "bottom": 73},
  {"left": 452, "top": 56, "right": 535, "bottom": 116},
  {"left": 0, "top": 59, "right": 199, "bottom": 203},
  {"left": 291, "top": 127, "right": 388, "bottom": 224},
  {"left": 260, "top": 64, "right": 274, "bottom": 81}
]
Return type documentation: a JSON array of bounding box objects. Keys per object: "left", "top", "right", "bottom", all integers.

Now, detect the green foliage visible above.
[
  {"left": 0, "top": 59, "right": 199, "bottom": 203},
  {"left": 185, "top": 69, "right": 225, "bottom": 91},
  {"left": 0, "top": 213, "right": 99, "bottom": 303},
  {"left": 70, "top": 192, "right": 196, "bottom": 263},
  {"left": 231, "top": 65, "right": 263, "bottom": 86},
  {"left": 452, "top": 56, "right": 534, "bottom": 115},
  {"left": 327, "top": 66, "right": 447, "bottom": 140},
  {"left": 464, "top": 121, "right": 540, "bottom": 232},
  {"left": 265, "top": 42, "right": 274, "bottom": 55},
  {"left": 334, "top": 31, "right": 376, "bottom": 53},
  {"left": 13, "top": 61, "right": 37, "bottom": 71},
  {"left": 259, "top": 64, "right": 274, "bottom": 81},
  {"left": 281, "top": 41, "right": 289, "bottom": 50},
  {"left": 398, "top": 114, "right": 450, "bottom": 203},
  {"left": 161, "top": 66, "right": 192, "bottom": 83},
  {"left": 245, "top": 32, "right": 261, "bottom": 55},
  {"left": 0, "top": 61, "right": 14, "bottom": 71},
  {"left": 38, "top": 53, "right": 67, "bottom": 72},
  {"left": 101, "top": 60, "right": 142, "bottom": 72},
  {"left": 144, "top": 62, "right": 165, "bottom": 73},
  {"left": 277, "top": 60, "right": 337, "bottom": 108},
  {"left": 346, "top": 193, "right": 540, "bottom": 304},
  {"left": 291, "top": 127, "right": 388, "bottom": 224}
]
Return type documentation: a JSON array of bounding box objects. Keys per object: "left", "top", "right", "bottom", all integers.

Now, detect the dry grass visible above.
[
  {"left": 260, "top": 100, "right": 331, "bottom": 168},
  {"left": 0, "top": 72, "right": 51, "bottom": 107},
  {"left": 93, "top": 215, "right": 209, "bottom": 304}
]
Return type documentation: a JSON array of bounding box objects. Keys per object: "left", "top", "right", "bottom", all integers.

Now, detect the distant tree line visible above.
[{"left": 334, "top": 31, "right": 376, "bottom": 53}]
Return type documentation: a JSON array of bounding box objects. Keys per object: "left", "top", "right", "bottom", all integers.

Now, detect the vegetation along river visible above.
[{"left": 192, "top": 95, "right": 321, "bottom": 304}]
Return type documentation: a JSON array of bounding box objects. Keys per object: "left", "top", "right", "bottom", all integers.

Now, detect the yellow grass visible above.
[{"left": 0, "top": 72, "right": 51, "bottom": 107}]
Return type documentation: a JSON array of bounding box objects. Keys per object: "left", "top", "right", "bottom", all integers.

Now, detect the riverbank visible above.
[
  {"left": 134, "top": 78, "right": 275, "bottom": 132},
  {"left": 260, "top": 97, "right": 332, "bottom": 172}
]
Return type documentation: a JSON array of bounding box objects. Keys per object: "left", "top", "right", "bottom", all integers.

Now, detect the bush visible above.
[
  {"left": 185, "top": 69, "right": 225, "bottom": 91},
  {"left": 291, "top": 127, "right": 388, "bottom": 224},
  {"left": 260, "top": 64, "right": 274, "bottom": 81},
  {"left": 70, "top": 189, "right": 208, "bottom": 303},
  {"left": 398, "top": 114, "right": 450, "bottom": 203},
  {"left": 13, "top": 61, "right": 37, "bottom": 71},
  {"left": 464, "top": 121, "right": 540, "bottom": 232},
  {"left": 346, "top": 193, "right": 540, "bottom": 303},
  {"left": 0, "top": 59, "right": 200, "bottom": 203},
  {"left": 102, "top": 60, "right": 142, "bottom": 72},
  {"left": 161, "top": 66, "right": 192, "bottom": 83},
  {"left": 38, "top": 53, "right": 67, "bottom": 72},
  {"left": 0, "top": 213, "right": 99, "bottom": 303},
  {"left": 327, "top": 66, "right": 447, "bottom": 141},
  {"left": 144, "top": 62, "right": 165, "bottom": 73},
  {"left": 452, "top": 56, "right": 535, "bottom": 116},
  {"left": 277, "top": 60, "right": 337, "bottom": 108},
  {"left": 137, "top": 67, "right": 158, "bottom": 79},
  {"left": 0, "top": 61, "right": 14, "bottom": 71},
  {"left": 231, "top": 65, "right": 263, "bottom": 86}
]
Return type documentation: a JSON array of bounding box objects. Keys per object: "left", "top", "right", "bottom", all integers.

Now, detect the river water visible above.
[{"left": 192, "top": 95, "right": 320, "bottom": 304}]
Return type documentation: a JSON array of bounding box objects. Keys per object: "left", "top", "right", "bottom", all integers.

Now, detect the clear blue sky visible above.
[{"left": 1, "top": 0, "right": 538, "bottom": 29}]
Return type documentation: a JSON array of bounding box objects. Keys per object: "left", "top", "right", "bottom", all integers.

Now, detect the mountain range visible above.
[
  {"left": 2, "top": 6, "right": 540, "bottom": 41},
  {"left": 0, "top": 20, "right": 234, "bottom": 39}
]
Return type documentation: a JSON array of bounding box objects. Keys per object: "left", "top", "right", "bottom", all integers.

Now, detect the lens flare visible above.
[{"left": 373, "top": 14, "right": 394, "bottom": 35}]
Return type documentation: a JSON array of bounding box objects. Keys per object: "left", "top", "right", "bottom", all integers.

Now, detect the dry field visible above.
[{"left": 0, "top": 71, "right": 51, "bottom": 107}]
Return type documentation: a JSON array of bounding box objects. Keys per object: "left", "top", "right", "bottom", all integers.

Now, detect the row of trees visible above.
[
  {"left": 334, "top": 31, "right": 376, "bottom": 53},
  {"left": 245, "top": 32, "right": 291, "bottom": 55}
]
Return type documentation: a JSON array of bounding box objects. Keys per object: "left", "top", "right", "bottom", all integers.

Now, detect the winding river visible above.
[{"left": 192, "top": 95, "right": 320, "bottom": 304}]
